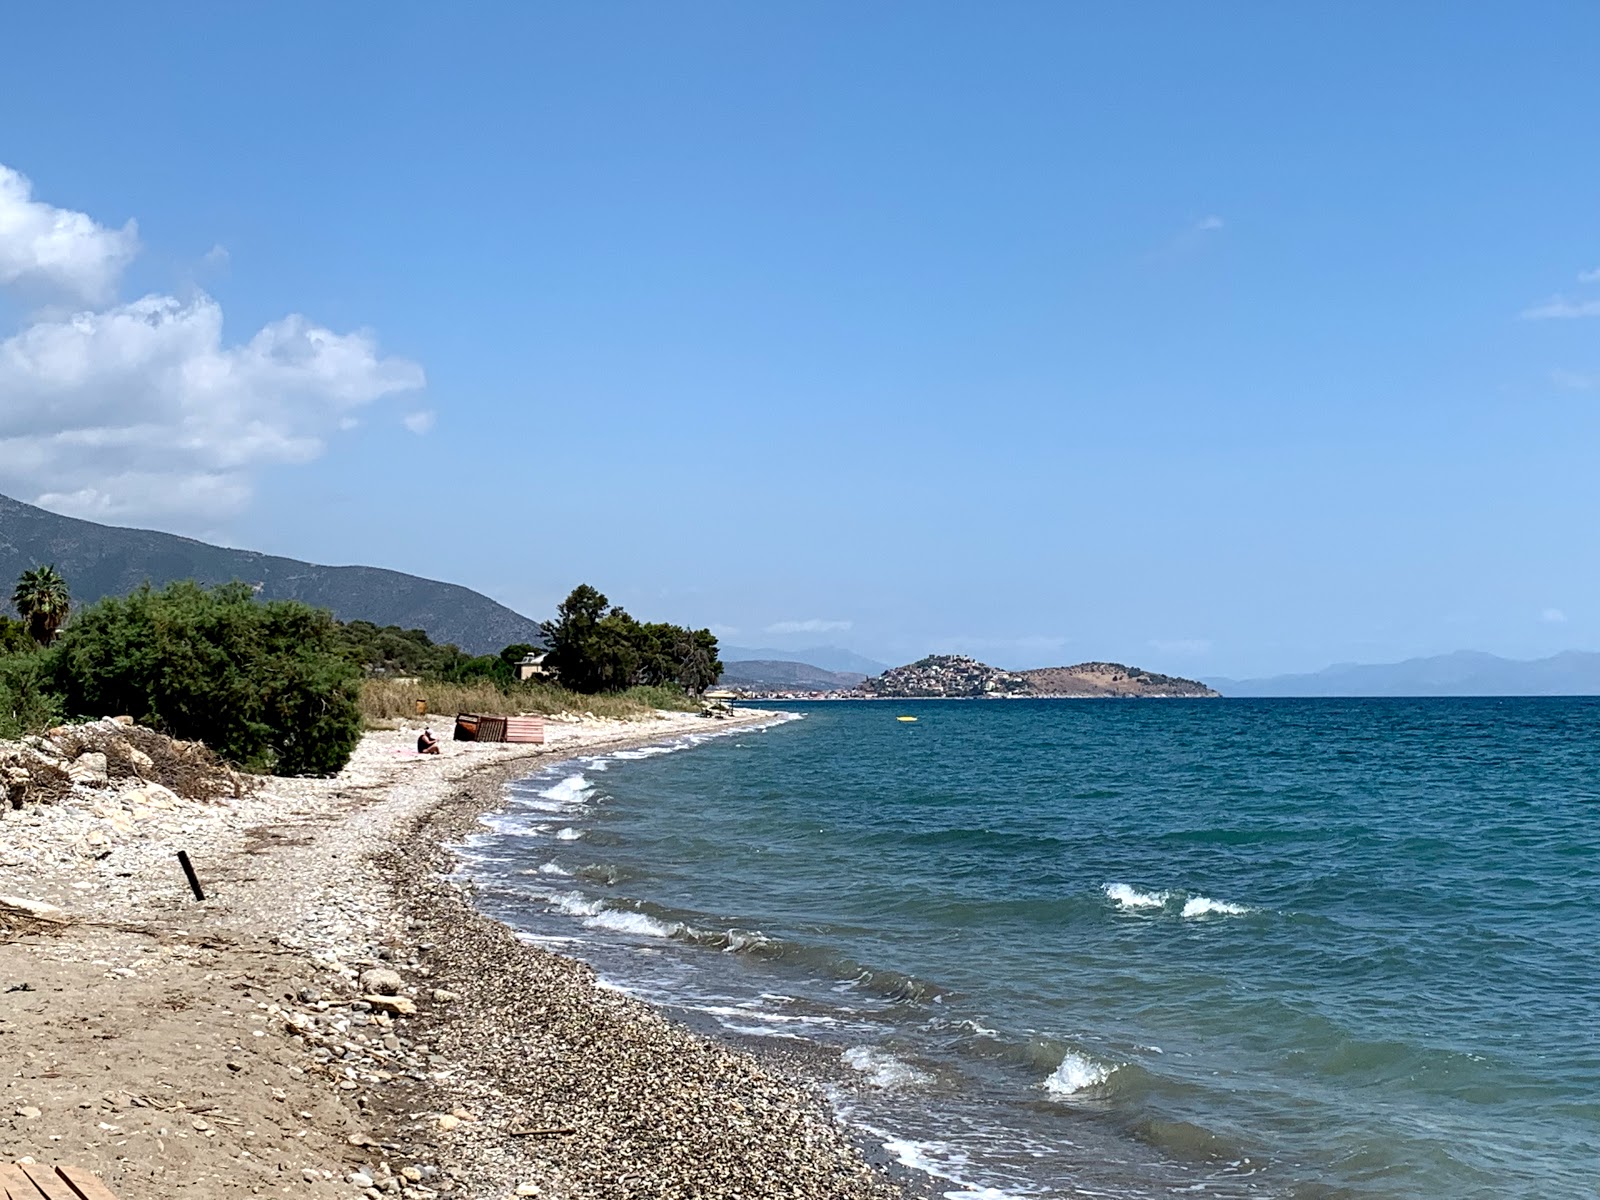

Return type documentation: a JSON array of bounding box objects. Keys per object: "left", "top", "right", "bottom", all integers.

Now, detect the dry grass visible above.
[{"left": 360, "top": 677, "right": 699, "bottom": 724}]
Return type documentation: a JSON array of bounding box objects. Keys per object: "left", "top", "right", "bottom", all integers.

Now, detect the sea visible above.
[{"left": 454, "top": 698, "right": 1600, "bottom": 1200}]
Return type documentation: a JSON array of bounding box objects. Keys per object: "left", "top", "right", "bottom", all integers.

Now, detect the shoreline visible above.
[{"left": 0, "top": 710, "right": 910, "bottom": 1199}]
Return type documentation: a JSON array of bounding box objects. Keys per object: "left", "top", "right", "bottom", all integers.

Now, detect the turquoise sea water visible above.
[{"left": 458, "top": 699, "right": 1600, "bottom": 1199}]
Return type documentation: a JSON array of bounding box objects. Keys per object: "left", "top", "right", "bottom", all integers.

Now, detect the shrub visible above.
[
  {"left": 0, "top": 650, "right": 63, "bottom": 740},
  {"left": 49, "top": 581, "right": 363, "bottom": 776}
]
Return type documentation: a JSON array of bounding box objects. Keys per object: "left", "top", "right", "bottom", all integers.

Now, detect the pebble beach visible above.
[{"left": 0, "top": 711, "right": 908, "bottom": 1200}]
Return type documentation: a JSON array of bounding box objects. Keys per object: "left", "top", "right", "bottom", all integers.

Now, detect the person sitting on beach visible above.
[{"left": 417, "top": 728, "right": 441, "bottom": 755}]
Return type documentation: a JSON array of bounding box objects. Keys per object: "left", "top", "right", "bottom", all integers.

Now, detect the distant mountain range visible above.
[
  {"left": 0, "top": 493, "right": 543, "bottom": 655},
  {"left": 720, "top": 645, "right": 889, "bottom": 675},
  {"left": 718, "top": 660, "right": 867, "bottom": 691},
  {"left": 1209, "top": 650, "right": 1600, "bottom": 697}
]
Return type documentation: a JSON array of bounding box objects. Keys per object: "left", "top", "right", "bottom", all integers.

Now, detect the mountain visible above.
[
  {"left": 717, "top": 660, "right": 867, "bottom": 691},
  {"left": 720, "top": 645, "right": 889, "bottom": 675},
  {"left": 1209, "top": 650, "right": 1600, "bottom": 697},
  {"left": 0, "top": 493, "right": 543, "bottom": 655},
  {"left": 858, "top": 655, "right": 1217, "bottom": 699}
]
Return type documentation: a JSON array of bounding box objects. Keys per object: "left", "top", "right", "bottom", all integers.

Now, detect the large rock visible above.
[
  {"left": 67, "top": 752, "right": 109, "bottom": 786},
  {"left": 359, "top": 967, "right": 404, "bottom": 996}
]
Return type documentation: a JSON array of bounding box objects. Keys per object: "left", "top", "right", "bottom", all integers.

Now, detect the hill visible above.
[
  {"left": 859, "top": 655, "right": 1034, "bottom": 698},
  {"left": 718, "top": 660, "right": 867, "bottom": 692},
  {"left": 860, "top": 655, "right": 1219, "bottom": 699},
  {"left": 0, "top": 493, "right": 542, "bottom": 655},
  {"left": 720, "top": 645, "right": 889, "bottom": 675},
  {"left": 1021, "top": 663, "right": 1219, "bottom": 698},
  {"left": 1209, "top": 650, "right": 1600, "bottom": 697}
]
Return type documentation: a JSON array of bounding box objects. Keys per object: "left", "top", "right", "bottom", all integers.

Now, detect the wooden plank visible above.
[
  {"left": 17, "top": 1164, "right": 71, "bottom": 1200},
  {"left": 0, "top": 1161, "right": 41, "bottom": 1199},
  {"left": 504, "top": 716, "right": 545, "bottom": 744},
  {"left": 53, "top": 1166, "right": 121, "bottom": 1200}
]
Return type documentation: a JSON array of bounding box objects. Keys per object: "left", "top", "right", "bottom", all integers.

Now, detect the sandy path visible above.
[{"left": 0, "top": 711, "right": 907, "bottom": 1200}]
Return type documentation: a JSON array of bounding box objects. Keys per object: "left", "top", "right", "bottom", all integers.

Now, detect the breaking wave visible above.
[
  {"left": 1042, "top": 1050, "right": 1113, "bottom": 1096},
  {"left": 842, "top": 1045, "right": 933, "bottom": 1090},
  {"left": 1182, "top": 896, "right": 1252, "bottom": 918},
  {"left": 1104, "top": 883, "right": 1170, "bottom": 910}
]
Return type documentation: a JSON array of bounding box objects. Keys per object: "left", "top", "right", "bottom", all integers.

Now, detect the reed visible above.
[{"left": 359, "top": 677, "right": 700, "bottom": 723}]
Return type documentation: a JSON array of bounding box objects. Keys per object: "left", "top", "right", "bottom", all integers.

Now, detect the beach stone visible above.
[
  {"left": 359, "top": 967, "right": 404, "bottom": 995},
  {"left": 435, "top": 1114, "right": 459, "bottom": 1131},
  {"left": 349, "top": 1171, "right": 375, "bottom": 1188},
  {"left": 67, "top": 753, "right": 109, "bottom": 785},
  {"left": 401, "top": 1167, "right": 423, "bottom": 1183},
  {"left": 364, "top": 994, "right": 416, "bottom": 1016},
  {"left": 15, "top": 1106, "right": 40, "bottom": 1119}
]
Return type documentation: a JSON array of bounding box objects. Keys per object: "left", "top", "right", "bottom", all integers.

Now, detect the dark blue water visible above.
[{"left": 457, "top": 699, "right": 1600, "bottom": 1199}]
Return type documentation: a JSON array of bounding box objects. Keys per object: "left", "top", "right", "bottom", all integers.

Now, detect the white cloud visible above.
[
  {"left": 0, "top": 163, "right": 424, "bottom": 523},
  {"left": 203, "top": 243, "right": 230, "bottom": 268},
  {"left": 0, "top": 165, "right": 138, "bottom": 304},
  {"left": 1148, "top": 638, "right": 1213, "bottom": 656},
  {"left": 1194, "top": 215, "right": 1225, "bottom": 232},
  {"left": 0, "top": 294, "right": 423, "bottom": 521},
  {"left": 1520, "top": 296, "right": 1600, "bottom": 319},
  {"left": 766, "top": 618, "right": 852, "bottom": 635},
  {"left": 1579, "top": 267, "right": 1600, "bottom": 283},
  {"left": 1551, "top": 369, "right": 1599, "bottom": 390},
  {"left": 402, "top": 410, "right": 436, "bottom": 435},
  {"left": 1540, "top": 608, "right": 1567, "bottom": 624}
]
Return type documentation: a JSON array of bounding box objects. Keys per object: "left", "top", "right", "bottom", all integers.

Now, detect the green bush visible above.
[
  {"left": 0, "top": 650, "right": 63, "bottom": 740},
  {"left": 50, "top": 581, "right": 363, "bottom": 776}
]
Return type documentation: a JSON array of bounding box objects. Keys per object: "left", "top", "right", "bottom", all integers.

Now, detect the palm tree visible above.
[{"left": 12, "top": 565, "right": 71, "bottom": 645}]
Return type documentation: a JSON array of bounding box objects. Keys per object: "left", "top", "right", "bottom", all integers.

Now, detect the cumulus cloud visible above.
[
  {"left": 1520, "top": 296, "right": 1600, "bottom": 319},
  {"left": 766, "top": 618, "right": 852, "bottom": 635},
  {"left": 0, "top": 165, "right": 138, "bottom": 304},
  {"left": 1540, "top": 608, "right": 1567, "bottom": 624},
  {"left": 401, "top": 410, "right": 436, "bottom": 435},
  {"left": 0, "top": 163, "right": 424, "bottom": 522}
]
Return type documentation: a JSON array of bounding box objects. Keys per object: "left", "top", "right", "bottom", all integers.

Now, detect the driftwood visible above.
[{"left": 509, "top": 1126, "right": 577, "bottom": 1138}]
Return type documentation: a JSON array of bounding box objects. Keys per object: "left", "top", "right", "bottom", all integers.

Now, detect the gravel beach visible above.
[{"left": 0, "top": 711, "right": 908, "bottom": 1200}]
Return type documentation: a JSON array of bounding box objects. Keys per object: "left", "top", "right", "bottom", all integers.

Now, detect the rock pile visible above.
[{"left": 1, "top": 717, "right": 249, "bottom": 810}]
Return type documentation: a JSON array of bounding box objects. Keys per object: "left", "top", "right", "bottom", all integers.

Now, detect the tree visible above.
[
  {"left": 12, "top": 565, "right": 71, "bottom": 645},
  {"left": 50, "top": 581, "right": 363, "bottom": 776},
  {"left": 539, "top": 584, "right": 721, "bottom": 696},
  {"left": 0, "top": 615, "right": 33, "bottom": 656},
  {"left": 541, "top": 585, "right": 612, "bottom": 692}
]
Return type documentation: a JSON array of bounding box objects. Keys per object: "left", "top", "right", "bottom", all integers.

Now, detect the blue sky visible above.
[{"left": 1, "top": 3, "right": 1597, "bottom": 677}]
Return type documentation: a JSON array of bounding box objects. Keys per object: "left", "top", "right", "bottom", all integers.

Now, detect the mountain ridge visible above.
[
  {"left": 0, "top": 493, "right": 543, "bottom": 655},
  {"left": 1208, "top": 650, "right": 1600, "bottom": 696},
  {"left": 720, "top": 645, "right": 888, "bottom": 675}
]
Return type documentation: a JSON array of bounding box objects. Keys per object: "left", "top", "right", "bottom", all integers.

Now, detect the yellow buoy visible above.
[{"left": 896, "top": 715, "right": 918, "bottom": 723}]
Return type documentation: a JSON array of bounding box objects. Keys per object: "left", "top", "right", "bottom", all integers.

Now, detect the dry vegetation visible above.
[{"left": 359, "top": 677, "right": 701, "bottom": 724}]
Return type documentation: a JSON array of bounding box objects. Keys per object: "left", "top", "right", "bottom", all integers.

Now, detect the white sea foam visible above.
[
  {"left": 584, "top": 909, "right": 678, "bottom": 938},
  {"left": 1104, "top": 883, "right": 1170, "bottom": 910},
  {"left": 1042, "top": 1050, "right": 1112, "bottom": 1095},
  {"left": 554, "top": 827, "right": 585, "bottom": 841},
  {"left": 549, "top": 891, "right": 605, "bottom": 917},
  {"left": 536, "top": 862, "right": 572, "bottom": 877},
  {"left": 880, "top": 1138, "right": 1024, "bottom": 1200},
  {"left": 721, "top": 929, "right": 775, "bottom": 954},
  {"left": 538, "top": 773, "right": 595, "bottom": 803},
  {"left": 841, "top": 1045, "right": 932, "bottom": 1090},
  {"left": 1181, "top": 895, "right": 1251, "bottom": 918}
]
